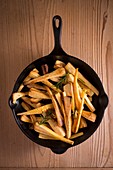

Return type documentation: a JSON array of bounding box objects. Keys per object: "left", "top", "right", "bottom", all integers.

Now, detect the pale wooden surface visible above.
[
  {"left": 0, "top": 168, "right": 113, "bottom": 170},
  {"left": 0, "top": 0, "right": 113, "bottom": 168}
]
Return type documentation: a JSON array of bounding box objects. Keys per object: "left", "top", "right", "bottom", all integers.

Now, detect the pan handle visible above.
[
  {"left": 8, "top": 95, "right": 17, "bottom": 110},
  {"left": 51, "top": 147, "right": 68, "bottom": 154},
  {"left": 50, "top": 15, "right": 66, "bottom": 55}
]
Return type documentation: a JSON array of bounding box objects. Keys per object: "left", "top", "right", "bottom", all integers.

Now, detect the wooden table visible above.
[{"left": 0, "top": 0, "right": 113, "bottom": 169}]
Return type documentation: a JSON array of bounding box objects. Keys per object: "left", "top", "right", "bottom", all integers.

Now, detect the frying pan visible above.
[{"left": 9, "top": 15, "right": 108, "bottom": 154}]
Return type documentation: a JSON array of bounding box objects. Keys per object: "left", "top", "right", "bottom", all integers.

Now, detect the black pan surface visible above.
[{"left": 9, "top": 15, "right": 108, "bottom": 154}]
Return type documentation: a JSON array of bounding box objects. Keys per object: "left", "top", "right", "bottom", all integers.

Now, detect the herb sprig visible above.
[
  {"left": 55, "top": 73, "right": 68, "bottom": 89},
  {"left": 39, "top": 110, "right": 52, "bottom": 125}
]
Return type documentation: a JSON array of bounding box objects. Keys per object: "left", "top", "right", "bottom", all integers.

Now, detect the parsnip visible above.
[
  {"left": 25, "top": 67, "right": 66, "bottom": 85},
  {"left": 63, "top": 93, "right": 72, "bottom": 139},
  {"left": 34, "top": 122, "right": 74, "bottom": 145},
  {"left": 45, "top": 86, "right": 63, "bottom": 127},
  {"left": 17, "top": 103, "right": 53, "bottom": 116},
  {"left": 12, "top": 92, "right": 26, "bottom": 104},
  {"left": 28, "top": 88, "right": 50, "bottom": 99},
  {"left": 65, "top": 62, "right": 99, "bottom": 95},
  {"left": 75, "top": 91, "right": 86, "bottom": 133}
]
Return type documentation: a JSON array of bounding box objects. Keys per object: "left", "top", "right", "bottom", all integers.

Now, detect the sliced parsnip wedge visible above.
[
  {"left": 24, "top": 68, "right": 39, "bottom": 82},
  {"left": 84, "top": 99, "right": 95, "bottom": 112},
  {"left": 27, "top": 83, "right": 46, "bottom": 91},
  {"left": 29, "top": 71, "right": 40, "bottom": 79},
  {"left": 72, "top": 110, "right": 78, "bottom": 133},
  {"left": 82, "top": 110, "right": 96, "bottom": 122},
  {"left": 22, "top": 96, "right": 40, "bottom": 108},
  {"left": 42, "top": 80, "right": 61, "bottom": 93},
  {"left": 18, "top": 84, "right": 24, "bottom": 92},
  {"left": 34, "top": 122, "right": 74, "bottom": 145},
  {"left": 12, "top": 92, "right": 26, "bottom": 104},
  {"left": 45, "top": 86, "right": 63, "bottom": 127},
  {"left": 67, "top": 73, "right": 74, "bottom": 83},
  {"left": 50, "top": 77, "right": 61, "bottom": 82},
  {"left": 28, "top": 88, "right": 50, "bottom": 99},
  {"left": 79, "top": 86, "right": 95, "bottom": 112},
  {"left": 55, "top": 93, "right": 66, "bottom": 120},
  {"left": 63, "top": 83, "right": 73, "bottom": 97},
  {"left": 21, "top": 101, "right": 31, "bottom": 110},
  {"left": 55, "top": 92, "right": 67, "bottom": 132},
  {"left": 39, "top": 133, "right": 59, "bottom": 140},
  {"left": 48, "top": 119, "right": 66, "bottom": 136},
  {"left": 17, "top": 103, "right": 53, "bottom": 116},
  {"left": 65, "top": 62, "right": 99, "bottom": 96},
  {"left": 78, "top": 80, "right": 94, "bottom": 96},
  {"left": 54, "top": 60, "right": 65, "bottom": 69},
  {"left": 41, "top": 64, "right": 48, "bottom": 75},
  {"left": 79, "top": 117, "right": 87, "bottom": 128},
  {"left": 63, "top": 93, "right": 72, "bottom": 139},
  {"left": 32, "top": 68, "right": 39, "bottom": 73},
  {"left": 70, "top": 132, "right": 84, "bottom": 139},
  {"left": 21, "top": 101, "right": 36, "bottom": 123},
  {"left": 23, "top": 76, "right": 31, "bottom": 83},
  {"left": 34, "top": 123, "right": 51, "bottom": 135},
  {"left": 30, "top": 98, "right": 42, "bottom": 103},
  {"left": 75, "top": 91, "right": 86, "bottom": 133},
  {"left": 71, "top": 83, "right": 75, "bottom": 113},
  {"left": 78, "top": 73, "right": 99, "bottom": 96},
  {"left": 25, "top": 67, "right": 66, "bottom": 85},
  {"left": 20, "top": 115, "right": 31, "bottom": 123},
  {"left": 73, "top": 68, "right": 81, "bottom": 110},
  {"left": 72, "top": 117, "right": 78, "bottom": 133},
  {"left": 63, "top": 82, "right": 75, "bottom": 113}
]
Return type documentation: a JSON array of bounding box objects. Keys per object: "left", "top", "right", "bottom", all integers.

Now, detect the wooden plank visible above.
[
  {"left": 0, "top": 0, "right": 113, "bottom": 168},
  {"left": 1, "top": 168, "right": 113, "bottom": 170}
]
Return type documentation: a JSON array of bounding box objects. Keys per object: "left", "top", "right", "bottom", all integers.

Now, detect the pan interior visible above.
[{"left": 11, "top": 54, "right": 107, "bottom": 150}]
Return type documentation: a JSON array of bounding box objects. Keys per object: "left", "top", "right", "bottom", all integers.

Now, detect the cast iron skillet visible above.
[{"left": 9, "top": 15, "right": 108, "bottom": 154}]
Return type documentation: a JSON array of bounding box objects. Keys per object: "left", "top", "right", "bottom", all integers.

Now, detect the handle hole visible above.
[{"left": 55, "top": 19, "right": 60, "bottom": 28}]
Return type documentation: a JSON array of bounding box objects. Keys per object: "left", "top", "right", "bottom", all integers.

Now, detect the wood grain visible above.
[
  {"left": 0, "top": 168, "right": 113, "bottom": 170},
  {"left": 0, "top": 0, "right": 113, "bottom": 168}
]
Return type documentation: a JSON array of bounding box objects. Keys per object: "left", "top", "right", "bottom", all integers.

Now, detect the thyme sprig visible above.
[
  {"left": 39, "top": 110, "right": 52, "bottom": 125},
  {"left": 55, "top": 73, "right": 69, "bottom": 89}
]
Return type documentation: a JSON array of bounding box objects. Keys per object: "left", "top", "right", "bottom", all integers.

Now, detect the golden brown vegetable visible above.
[
  {"left": 73, "top": 68, "right": 81, "bottom": 110},
  {"left": 42, "top": 80, "right": 61, "bottom": 93},
  {"left": 45, "top": 86, "right": 63, "bottom": 127},
  {"left": 82, "top": 110, "right": 96, "bottom": 122},
  {"left": 21, "top": 101, "right": 37, "bottom": 124},
  {"left": 20, "top": 115, "right": 31, "bottom": 123},
  {"left": 65, "top": 62, "right": 99, "bottom": 95},
  {"left": 55, "top": 92, "right": 67, "bottom": 131},
  {"left": 70, "top": 132, "right": 84, "bottom": 139},
  {"left": 74, "top": 90, "right": 86, "bottom": 133},
  {"left": 17, "top": 103, "right": 53, "bottom": 116},
  {"left": 79, "top": 117, "right": 87, "bottom": 129},
  {"left": 28, "top": 88, "right": 50, "bottom": 99},
  {"left": 63, "top": 93, "right": 72, "bottom": 139},
  {"left": 12, "top": 92, "right": 26, "bottom": 104},
  {"left": 54, "top": 60, "right": 65, "bottom": 69},
  {"left": 25, "top": 67, "right": 66, "bottom": 85},
  {"left": 22, "top": 96, "right": 41, "bottom": 108},
  {"left": 18, "top": 84, "right": 24, "bottom": 92},
  {"left": 34, "top": 122, "right": 74, "bottom": 145},
  {"left": 30, "top": 98, "right": 42, "bottom": 103},
  {"left": 39, "top": 133, "right": 59, "bottom": 140},
  {"left": 27, "top": 83, "right": 46, "bottom": 91},
  {"left": 47, "top": 119, "right": 66, "bottom": 136}
]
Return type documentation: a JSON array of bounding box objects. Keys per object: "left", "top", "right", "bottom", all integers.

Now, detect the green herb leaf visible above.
[
  {"left": 39, "top": 110, "right": 52, "bottom": 125},
  {"left": 55, "top": 73, "right": 68, "bottom": 89}
]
